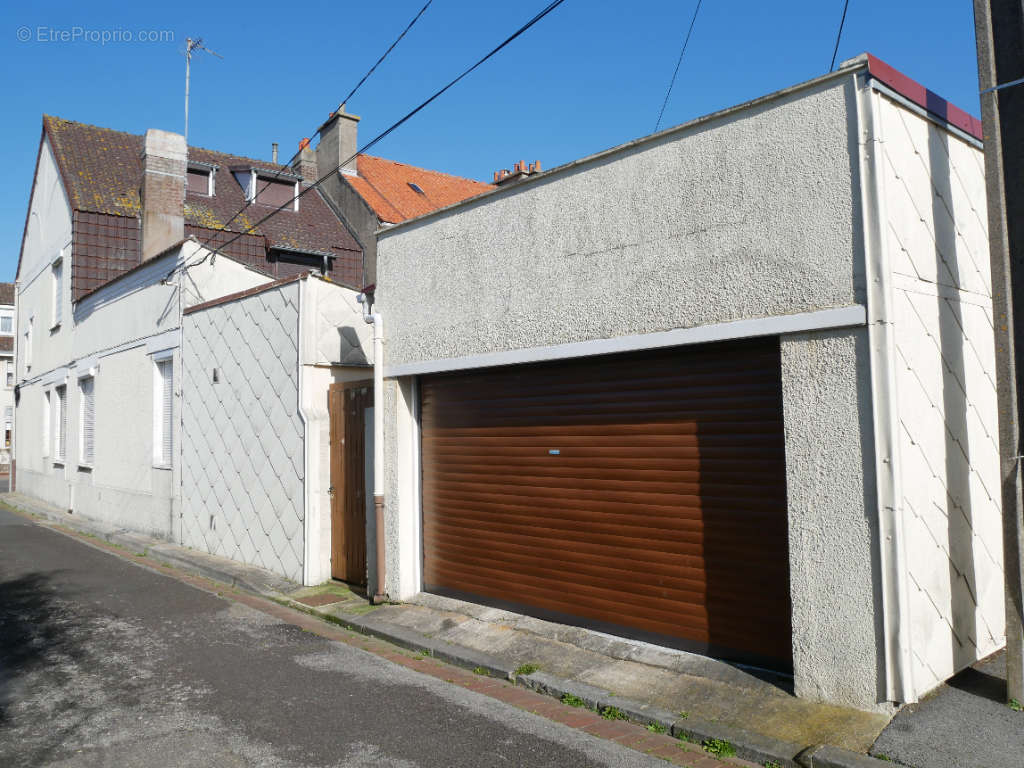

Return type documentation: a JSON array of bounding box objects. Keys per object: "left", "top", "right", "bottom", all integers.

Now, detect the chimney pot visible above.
[
  {"left": 141, "top": 129, "right": 186, "bottom": 262},
  {"left": 272, "top": 142, "right": 279, "bottom": 163}
]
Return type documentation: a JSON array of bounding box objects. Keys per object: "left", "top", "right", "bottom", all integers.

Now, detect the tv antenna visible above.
[{"left": 184, "top": 37, "right": 223, "bottom": 144}]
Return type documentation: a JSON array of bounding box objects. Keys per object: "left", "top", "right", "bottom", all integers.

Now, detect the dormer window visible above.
[
  {"left": 255, "top": 175, "right": 299, "bottom": 211},
  {"left": 186, "top": 162, "right": 216, "bottom": 196},
  {"left": 233, "top": 165, "right": 300, "bottom": 212}
]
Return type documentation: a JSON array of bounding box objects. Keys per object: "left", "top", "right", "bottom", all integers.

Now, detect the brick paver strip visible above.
[
  {"left": 581, "top": 720, "right": 639, "bottom": 739},
  {"left": 26, "top": 515, "right": 737, "bottom": 768}
]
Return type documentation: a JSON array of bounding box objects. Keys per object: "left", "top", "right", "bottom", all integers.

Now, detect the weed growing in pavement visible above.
[
  {"left": 414, "top": 649, "right": 431, "bottom": 660},
  {"left": 561, "top": 693, "right": 586, "bottom": 707},
  {"left": 472, "top": 666, "right": 488, "bottom": 676},
  {"left": 1010, "top": 698, "right": 1023, "bottom": 712},
  {"left": 677, "top": 711, "right": 689, "bottom": 719},
  {"left": 874, "top": 755, "right": 892, "bottom": 762},
  {"left": 600, "top": 706, "right": 628, "bottom": 721},
  {"left": 676, "top": 732, "right": 693, "bottom": 744},
  {"left": 646, "top": 722, "right": 668, "bottom": 734},
  {"left": 763, "top": 761, "right": 782, "bottom": 768},
  {"left": 701, "top": 738, "right": 736, "bottom": 758},
  {"left": 514, "top": 662, "right": 539, "bottom": 677}
]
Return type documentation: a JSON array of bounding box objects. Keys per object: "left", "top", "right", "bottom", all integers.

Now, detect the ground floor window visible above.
[
  {"left": 79, "top": 376, "right": 94, "bottom": 465},
  {"left": 54, "top": 384, "right": 67, "bottom": 462},
  {"left": 154, "top": 357, "right": 173, "bottom": 467}
]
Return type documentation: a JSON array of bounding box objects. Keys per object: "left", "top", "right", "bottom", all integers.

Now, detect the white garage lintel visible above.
[{"left": 383, "top": 305, "right": 867, "bottom": 378}]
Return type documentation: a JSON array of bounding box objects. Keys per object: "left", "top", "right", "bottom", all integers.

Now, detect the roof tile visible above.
[{"left": 348, "top": 154, "right": 492, "bottom": 223}]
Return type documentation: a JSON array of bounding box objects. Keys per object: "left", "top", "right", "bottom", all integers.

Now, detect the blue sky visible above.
[{"left": 0, "top": 0, "right": 980, "bottom": 281}]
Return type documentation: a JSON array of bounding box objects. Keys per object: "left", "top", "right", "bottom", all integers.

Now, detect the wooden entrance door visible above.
[{"left": 329, "top": 381, "right": 372, "bottom": 585}]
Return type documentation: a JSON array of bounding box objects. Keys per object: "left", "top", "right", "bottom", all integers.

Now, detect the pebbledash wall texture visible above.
[{"left": 372, "top": 58, "right": 1001, "bottom": 712}]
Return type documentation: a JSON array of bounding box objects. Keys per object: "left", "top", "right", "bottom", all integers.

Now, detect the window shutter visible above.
[
  {"left": 56, "top": 385, "right": 67, "bottom": 460},
  {"left": 81, "top": 377, "right": 95, "bottom": 465},
  {"left": 158, "top": 360, "right": 173, "bottom": 465}
]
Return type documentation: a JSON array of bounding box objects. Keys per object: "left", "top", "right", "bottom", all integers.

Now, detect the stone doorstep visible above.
[{"left": 1, "top": 492, "right": 893, "bottom": 768}]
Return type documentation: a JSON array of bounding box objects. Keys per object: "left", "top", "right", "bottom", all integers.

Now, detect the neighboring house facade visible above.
[
  {"left": 14, "top": 118, "right": 363, "bottom": 554},
  {"left": 306, "top": 107, "right": 493, "bottom": 284},
  {"left": 370, "top": 54, "right": 1000, "bottom": 713},
  {"left": 0, "top": 283, "right": 15, "bottom": 468}
]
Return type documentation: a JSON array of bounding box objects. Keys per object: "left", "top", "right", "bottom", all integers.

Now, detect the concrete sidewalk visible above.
[{"left": 2, "top": 491, "right": 894, "bottom": 768}]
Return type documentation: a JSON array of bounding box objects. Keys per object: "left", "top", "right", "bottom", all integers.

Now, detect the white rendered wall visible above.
[
  {"left": 875, "top": 91, "right": 1003, "bottom": 697},
  {"left": 181, "top": 281, "right": 306, "bottom": 582},
  {"left": 18, "top": 138, "right": 73, "bottom": 382},
  {"left": 16, "top": 227, "right": 270, "bottom": 535}
]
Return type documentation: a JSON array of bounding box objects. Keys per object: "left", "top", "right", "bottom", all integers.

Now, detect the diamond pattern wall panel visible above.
[
  {"left": 181, "top": 282, "right": 305, "bottom": 582},
  {"left": 878, "top": 93, "right": 1004, "bottom": 696}
]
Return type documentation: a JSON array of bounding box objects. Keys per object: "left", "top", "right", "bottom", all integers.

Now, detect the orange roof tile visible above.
[{"left": 347, "top": 154, "right": 492, "bottom": 224}]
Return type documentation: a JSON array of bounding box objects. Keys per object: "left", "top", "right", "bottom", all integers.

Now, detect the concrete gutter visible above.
[{"left": 1, "top": 491, "right": 895, "bottom": 768}]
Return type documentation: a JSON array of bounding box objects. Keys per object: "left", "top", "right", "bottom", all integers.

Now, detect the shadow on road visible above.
[{"left": 0, "top": 571, "right": 83, "bottom": 724}]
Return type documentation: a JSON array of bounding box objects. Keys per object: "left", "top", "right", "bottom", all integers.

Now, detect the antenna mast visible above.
[{"left": 184, "top": 37, "right": 223, "bottom": 144}]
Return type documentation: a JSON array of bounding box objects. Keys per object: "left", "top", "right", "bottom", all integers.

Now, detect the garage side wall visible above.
[
  {"left": 876, "top": 92, "right": 1004, "bottom": 696},
  {"left": 181, "top": 282, "right": 305, "bottom": 583},
  {"left": 781, "top": 327, "right": 885, "bottom": 708}
]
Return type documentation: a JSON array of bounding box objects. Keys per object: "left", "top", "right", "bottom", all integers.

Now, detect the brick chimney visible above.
[
  {"left": 140, "top": 129, "right": 186, "bottom": 261},
  {"left": 292, "top": 137, "right": 318, "bottom": 181},
  {"left": 315, "top": 104, "right": 360, "bottom": 179}
]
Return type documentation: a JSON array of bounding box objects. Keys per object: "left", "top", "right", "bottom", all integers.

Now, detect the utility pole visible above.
[
  {"left": 974, "top": 0, "right": 1024, "bottom": 703},
  {"left": 183, "top": 37, "right": 222, "bottom": 145}
]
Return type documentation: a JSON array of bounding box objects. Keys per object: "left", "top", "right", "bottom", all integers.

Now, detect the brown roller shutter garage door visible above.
[{"left": 420, "top": 337, "right": 792, "bottom": 671}]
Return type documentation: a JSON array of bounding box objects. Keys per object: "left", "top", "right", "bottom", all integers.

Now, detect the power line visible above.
[
  {"left": 654, "top": 0, "right": 703, "bottom": 133},
  {"left": 186, "top": 0, "right": 569, "bottom": 275},
  {"left": 829, "top": 0, "right": 851, "bottom": 72},
  {"left": 211, "top": 0, "right": 435, "bottom": 239},
  {"left": 341, "top": 0, "right": 433, "bottom": 108}
]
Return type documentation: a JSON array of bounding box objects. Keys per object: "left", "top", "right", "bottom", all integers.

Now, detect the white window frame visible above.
[
  {"left": 152, "top": 350, "right": 174, "bottom": 468},
  {"left": 51, "top": 256, "right": 63, "bottom": 330},
  {"left": 0, "top": 313, "right": 12, "bottom": 334},
  {"left": 78, "top": 372, "right": 95, "bottom": 468},
  {"left": 53, "top": 384, "right": 67, "bottom": 463},
  {"left": 42, "top": 388, "right": 50, "bottom": 457},
  {"left": 5, "top": 359, "right": 12, "bottom": 389},
  {"left": 187, "top": 165, "right": 215, "bottom": 196}
]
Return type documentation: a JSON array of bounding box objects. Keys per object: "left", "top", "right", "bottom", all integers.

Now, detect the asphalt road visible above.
[{"left": 0, "top": 506, "right": 659, "bottom": 768}]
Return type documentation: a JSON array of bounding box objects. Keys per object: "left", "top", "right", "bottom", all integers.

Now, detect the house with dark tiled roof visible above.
[
  {"left": 15, "top": 117, "right": 372, "bottom": 583},
  {"left": 301, "top": 106, "right": 493, "bottom": 284}
]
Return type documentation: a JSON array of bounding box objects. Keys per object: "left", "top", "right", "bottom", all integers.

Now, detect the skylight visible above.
[{"left": 408, "top": 182, "right": 425, "bottom": 195}]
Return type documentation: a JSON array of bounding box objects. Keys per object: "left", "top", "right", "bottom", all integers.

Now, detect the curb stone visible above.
[
  {"left": 519, "top": 671, "right": 804, "bottom": 768},
  {"left": 331, "top": 611, "right": 515, "bottom": 680},
  {"left": 2, "top": 493, "right": 884, "bottom": 768},
  {"left": 797, "top": 745, "right": 898, "bottom": 768}
]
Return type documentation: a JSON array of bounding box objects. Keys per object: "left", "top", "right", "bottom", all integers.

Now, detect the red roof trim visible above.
[{"left": 866, "top": 54, "right": 983, "bottom": 141}]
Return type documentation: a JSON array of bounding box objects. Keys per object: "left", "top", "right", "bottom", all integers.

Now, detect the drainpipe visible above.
[{"left": 359, "top": 293, "right": 386, "bottom": 603}]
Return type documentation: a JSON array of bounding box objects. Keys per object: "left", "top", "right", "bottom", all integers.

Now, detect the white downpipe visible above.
[
  {"left": 361, "top": 299, "right": 386, "bottom": 601},
  {"left": 858, "top": 75, "right": 915, "bottom": 703},
  {"left": 297, "top": 278, "right": 314, "bottom": 586},
  {"left": 367, "top": 313, "right": 384, "bottom": 497}
]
